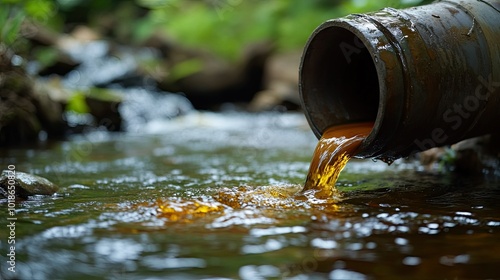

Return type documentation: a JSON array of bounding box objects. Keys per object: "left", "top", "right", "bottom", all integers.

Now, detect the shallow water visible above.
[{"left": 1, "top": 112, "right": 499, "bottom": 280}]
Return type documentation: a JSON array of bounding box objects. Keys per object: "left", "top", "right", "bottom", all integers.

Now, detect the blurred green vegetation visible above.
[
  {"left": 1, "top": 0, "right": 431, "bottom": 60},
  {"left": 136, "top": 0, "right": 430, "bottom": 60},
  {"left": 0, "top": 0, "right": 57, "bottom": 52}
]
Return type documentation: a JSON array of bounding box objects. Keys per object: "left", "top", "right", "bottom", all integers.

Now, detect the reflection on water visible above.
[{"left": 1, "top": 112, "right": 499, "bottom": 279}]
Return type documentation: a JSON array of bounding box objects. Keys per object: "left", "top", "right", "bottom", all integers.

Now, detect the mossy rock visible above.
[{"left": 0, "top": 170, "right": 59, "bottom": 199}]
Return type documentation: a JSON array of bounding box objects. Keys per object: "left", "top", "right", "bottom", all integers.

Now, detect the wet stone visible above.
[{"left": 0, "top": 170, "right": 59, "bottom": 199}]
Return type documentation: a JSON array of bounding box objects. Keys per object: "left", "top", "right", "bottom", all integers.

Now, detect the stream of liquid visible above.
[{"left": 301, "top": 122, "right": 373, "bottom": 199}]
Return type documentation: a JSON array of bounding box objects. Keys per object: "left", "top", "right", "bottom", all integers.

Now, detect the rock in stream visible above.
[{"left": 0, "top": 170, "right": 59, "bottom": 199}]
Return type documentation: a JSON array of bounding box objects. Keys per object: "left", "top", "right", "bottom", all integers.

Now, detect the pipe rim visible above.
[{"left": 299, "top": 18, "right": 405, "bottom": 158}]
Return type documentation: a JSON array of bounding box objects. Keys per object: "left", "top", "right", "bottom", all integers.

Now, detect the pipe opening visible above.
[{"left": 301, "top": 26, "right": 380, "bottom": 137}]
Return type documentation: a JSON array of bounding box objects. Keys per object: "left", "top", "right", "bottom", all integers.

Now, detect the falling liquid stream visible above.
[{"left": 301, "top": 122, "right": 373, "bottom": 199}]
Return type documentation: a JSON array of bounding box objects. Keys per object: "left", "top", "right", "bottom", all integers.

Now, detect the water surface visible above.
[{"left": 1, "top": 112, "right": 499, "bottom": 280}]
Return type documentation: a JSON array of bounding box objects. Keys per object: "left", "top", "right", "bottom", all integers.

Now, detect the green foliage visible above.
[
  {"left": 168, "top": 58, "right": 203, "bottom": 82},
  {"left": 137, "top": 0, "right": 427, "bottom": 60},
  {"left": 32, "top": 46, "right": 58, "bottom": 67},
  {"left": 0, "top": 0, "right": 56, "bottom": 46},
  {"left": 137, "top": 0, "right": 327, "bottom": 60},
  {"left": 0, "top": 0, "right": 431, "bottom": 62},
  {"left": 0, "top": 0, "right": 429, "bottom": 60},
  {"left": 0, "top": 5, "right": 25, "bottom": 45},
  {"left": 338, "top": 0, "right": 421, "bottom": 14},
  {"left": 56, "top": 0, "right": 86, "bottom": 10},
  {"left": 86, "top": 87, "right": 122, "bottom": 103},
  {"left": 66, "top": 87, "right": 122, "bottom": 114},
  {"left": 23, "top": 0, "right": 55, "bottom": 21},
  {"left": 66, "top": 91, "right": 90, "bottom": 114}
]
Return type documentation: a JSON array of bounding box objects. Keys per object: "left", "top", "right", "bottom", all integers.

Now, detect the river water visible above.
[{"left": 1, "top": 110, "right": 500, "bottom": 279}]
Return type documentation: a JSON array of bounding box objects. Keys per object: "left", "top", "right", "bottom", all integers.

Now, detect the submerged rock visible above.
[{"left": 0, "top": 170, "right": 59, "bottom": 199}]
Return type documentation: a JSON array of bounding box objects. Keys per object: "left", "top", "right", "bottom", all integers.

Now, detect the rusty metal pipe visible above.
[{"left": 300, "top": 0, "right": 500, "bottom": 162}]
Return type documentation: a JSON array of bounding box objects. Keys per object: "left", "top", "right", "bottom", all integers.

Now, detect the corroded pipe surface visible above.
[{"left": 300, "top": 0, "right": 500, "bottom": 162}]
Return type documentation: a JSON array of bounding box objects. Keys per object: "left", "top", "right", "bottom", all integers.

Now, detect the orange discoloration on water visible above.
[
  {"left": 138, "top": 123, "right": 372, "bottom": 221},
  {"left": 155, "top": 198, "right": 228, "bottom": 222}
]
